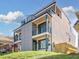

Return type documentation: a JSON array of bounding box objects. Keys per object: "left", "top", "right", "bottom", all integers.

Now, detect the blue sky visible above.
[{"left": 0, "top": 0, "right": 79, "bottom": 36}]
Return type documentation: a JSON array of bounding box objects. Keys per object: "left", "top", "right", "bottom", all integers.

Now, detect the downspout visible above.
[
  {"left": 45, "top": 15, "right": 49, "bottom": 51},
  {"left": 13, "top": 32, "right": 15, "bottom": 52},
  {"left": 51, "top": 1, "right": 56, "bottom": 51}
]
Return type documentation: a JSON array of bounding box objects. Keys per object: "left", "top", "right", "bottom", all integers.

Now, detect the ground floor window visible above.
[
  {"left": 33, "top": 39, "right": 48, "bottom": 51},
  {"left": 38, "top": 39, "right": 47, "bottom": 50},
  {"left": 33, "top": 40, "right": 37, "bottom": 50}
]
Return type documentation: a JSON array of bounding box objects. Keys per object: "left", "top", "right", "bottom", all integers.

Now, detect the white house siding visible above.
[
  {"left": 69, "top": 30, "right": 76, "bottom": 47},
  {"left": 21, "top": 22, "right": 32, "bottom": 51},
  {"left": 62, "top": 12, "right": 76, "bottom": 47},
  {"left": 51, "top": 12, "right": 75, "bottom": 47}
]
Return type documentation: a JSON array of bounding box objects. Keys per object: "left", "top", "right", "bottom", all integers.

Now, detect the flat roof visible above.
[
  {"left": 14, "top": 13, "right": 52, "bottom": 32},
  {"left": 14, "top": 1, "right": 70, "bottom": 32},
  {"left": 14, "top": 2, "right": 56, "bottom": 31}
]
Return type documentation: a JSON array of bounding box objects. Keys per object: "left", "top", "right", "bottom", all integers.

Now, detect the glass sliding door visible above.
[
  {"left": 38, "top": 22, "right": 46, "bottom": 34},
  {"left": 38, "top": 39, "right": 47, "bottom": 50},
  {"left": 33, "top": 40, "right": 37, "bottom": 51}
]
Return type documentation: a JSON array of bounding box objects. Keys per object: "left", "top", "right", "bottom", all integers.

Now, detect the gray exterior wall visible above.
[{"left": 21, "top": 22, "right": 32, "bottom": 51}]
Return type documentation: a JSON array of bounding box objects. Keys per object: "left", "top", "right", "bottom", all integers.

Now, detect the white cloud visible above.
[
  {"left": 62, "top": 6, "right": 78, "bottom": 25},
  {"left": 62, "top": 6, "right": 75, "bottom": 13},
  {"left": 0, "top": 32, "right": 4, "bottom": 35},
  {"left": 0, "top": 11, "right": 24, "bottom": 23}
]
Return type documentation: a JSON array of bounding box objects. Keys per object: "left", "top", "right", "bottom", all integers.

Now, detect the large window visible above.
[
  {"left": 19, "top": 33, "right": 21, "bottom": 40},
  {"left": 14, "top": 34, "right": 18, "bottom": 42},
  {"left": 33, "top": 40, "right": 37, "bottom": 50},
  {"left": 38, "top": 22, "right": 46, "bottom": 34},
  {"left": 38, "top": 39, "right": 47, "bottom": 49},
  {"left": 32, "top": 24, "right": 37, "bottom": 35}
]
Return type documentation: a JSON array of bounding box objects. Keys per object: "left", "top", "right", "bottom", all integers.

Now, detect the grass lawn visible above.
[{"left": 0, "top": 51, "right": 79, "bottom": 59}]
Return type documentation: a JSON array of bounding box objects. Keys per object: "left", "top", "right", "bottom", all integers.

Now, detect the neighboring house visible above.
[
  {"left": 14, "top": 2, "right": 77, "bottom": 54},
  {"left": 0, "top": 35, "right": 13, "bottom": 52},
  {"left": 74, "top": 11, "right": 79, "bottom": 50}
]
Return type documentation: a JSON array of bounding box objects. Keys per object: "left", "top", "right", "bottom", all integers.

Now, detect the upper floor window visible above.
[
  {"left": 19, "top": 33, "right": 21, "bottom": 40},
  {"left": 38, "top": 22, "right": 46, "bottom": 34},
  {"left": 32, "top": 24, "right": 37, "bottom": 35},
  {"left": 14, "top": 34, "right": 18, "bottom": 42}
]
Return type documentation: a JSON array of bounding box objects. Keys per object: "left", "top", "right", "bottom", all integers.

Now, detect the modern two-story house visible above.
[{"left": 14, "top": 2, "right": 77, "bottom": 54}]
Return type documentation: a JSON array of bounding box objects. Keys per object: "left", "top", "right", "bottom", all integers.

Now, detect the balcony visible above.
[
  {"left": 32, "top": 14, "right": 47, "bottom": 36},
  {"left": 32, "top": 22, "right": 46, "bottom": 36},
  {"left": 32, "top": 32, "right": 50, "bottom": 40},
  {"left": 32, "top": 13, "right": 52, "bottom": 40}
]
